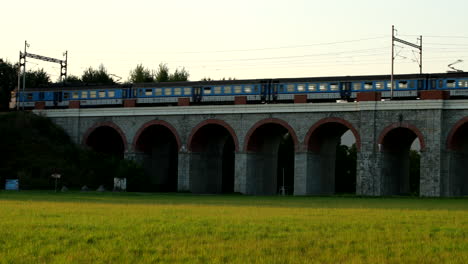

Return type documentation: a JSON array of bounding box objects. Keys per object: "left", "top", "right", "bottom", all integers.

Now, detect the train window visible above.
[
  {"left": 276, "top": 84, "right": 284, "bottom": 93},
  {"left": 184, "top": 87, "right": 191, "bottom": 95},
  {"left": 386, "top": 82, "right": 395, "bottom": 89},
  {"left": 417, "top": 80, "right": 423, "bottom": 89},
  {"left": 297, "top": 84, "right": 305, "bottom": 92},
  {"left": 145, "top": 89, "right": 153, "bottom": 96},
  {"left": 81, "top": 91, "right": 88, "bottom": 98},
  {"left": 63, "top": 93, "right": 70, "bottom": 99},
  {"left": 409, "top": 81, "right": 415, "bottom": 89},
  {"left": 39, "top": 92, "right": 44, "bottom": 100},
  {"left": 99, "top": 91, "right": 106, "bottom": 98},
  {"left": 352, "top": 83, "right": 362, "bottom": 90},
  {"left": 174, "top": 88, "right": 182, "bottom": 95},
  {"left": 214, "top": 86, "right": 222, "bottom": 94},
  {"left": 458, "top": 80, "right": 468, "bottom": 88},
  {"left": 438, "top": 80, "right": 443, "bottom": 88},
  {"left": 234, "top": 86, "right": 242, "bottom": 93},
  {"left": 398, "top": 81, "right": 407, "bottom": 89},
  {"left": 364, "top": 82, "right": 373, "bottom": 90},
  {"left": 72, "top": 92, "right": 79, "bottom": 99},
  {"left": 164, "top": 88, "right": 172, "bottom": 95},
  {"left": 330, "top": 83, "right": 339, "bottom": 91},
  {"left": 375, "top": 82, "right": 384, "bottom": 90},
  {"left": 204, "top": 87, "right": 212, "bottom": 95},
  {"left": 155, "top": 88, "right": 162, "bottom": 96},
  {"left": 254, "top": 85, "right": 259, "bottom": 93},
  {"left": 90, "top": 91, "right": 97, "bottom": 98},
  {"left": 108, "top": 91, "right": 115, "bottom": 97},
  {"left": 308, "top": 84, "right": 317, "bottom": 91},
  {"left": 286, "top": 84, "right": 295, "bottom": 92},
  {"left": 319, "top": 83, "right": 328, "bottom": 91},
  {"left": 27, "top": 93, "right": 33, "bottom": 100},
  {"left": 224, "top": 86, "right": 232, "bottom": 94},
  {"left": 244, "top": 86, "right": 252, "bottom": 93},
  {"left": 447, "top": 80, "right": 456, "bottom": 88}
]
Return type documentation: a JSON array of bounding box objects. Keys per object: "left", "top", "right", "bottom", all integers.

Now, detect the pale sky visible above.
[{"left": 2, "top": 0, "right": 468, "bottom": 82}]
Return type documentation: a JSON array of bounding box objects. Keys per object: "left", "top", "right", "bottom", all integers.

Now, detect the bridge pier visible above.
[
  {"left": 234, "top": 152, "right": 248, "bottom": 193},
  {"left": 177, "top": 151, "right": 191, "bottom": 192}
]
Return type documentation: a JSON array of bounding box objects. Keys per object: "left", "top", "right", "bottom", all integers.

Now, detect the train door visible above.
[
  {"left": 53, "top": 91, "right": 62, "bottom": 106},
  {"left": 260, "top": 81, "right": 268, "bottom": 103},
  {"left": 192, "top": 86, "right": 202, "bottom": 103},
  {"left": 417, "top": 80, "right": 424, "bottom": 91},
  {"left": 427, "top": 76, "right": 438, "bottom": 90},
  {"left": 123, "top": 87, "right": 133, "bottom": 98},
  {"left": 271, "top": 80, "right": 279, "bottom": 102},
  {"left": 339, "top": 82, "right": 352, "bottom": 100}
]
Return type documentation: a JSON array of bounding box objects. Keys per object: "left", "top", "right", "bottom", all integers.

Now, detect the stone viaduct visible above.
[{"left": 34, "top": 92, "right": 468, "bottom": 197}]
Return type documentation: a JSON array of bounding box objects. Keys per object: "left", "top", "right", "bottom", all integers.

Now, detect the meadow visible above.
[{"left": 0, "top": 191, "right": 467, "bottom": 263}]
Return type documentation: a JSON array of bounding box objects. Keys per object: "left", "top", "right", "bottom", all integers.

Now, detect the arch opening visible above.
[
  {"left": 246, "top": 123, "right": 295, "bottom": 195},
  {"left": 135, "top": 125, "right": 178, "bottom": 192},
  {"left": 84, "top": 125, "right": 126, "bottom": 188},
  {"left": 380, "top": 127, "right": 421, "bottom": 196},
  {"left": 86, "top": 126, "right": 125, "bottom": 158},
  {"left": 448, "top": 122, "right": 468, "bottom": 196},
  {"left": 306, "top": 123, "right": 357, "bottom": 195},
  {"left": 189, "top": 124, "right": 235, "bottom": 194}
]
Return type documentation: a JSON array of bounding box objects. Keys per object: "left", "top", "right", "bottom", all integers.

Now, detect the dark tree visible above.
[
  {"left": 170, "top": 67, "right": 189, "bottom": 81},
  {"left": 24, "top": 68, "right": 51, "bottom": 88},
  {"left": 63, "top": 75, "right": 82, "bottom": 84},
  {"left": 0, "top": 59, "right": 18, "bottom": 110},
  {"left": 154, "top": 63, "right": 170, "bottom": 82},
  {"left": 129, "top": 64, "right": 154, "bottom": 83},
  {"left": 81, "top": 64, "right": 115, "bottom": 84}
]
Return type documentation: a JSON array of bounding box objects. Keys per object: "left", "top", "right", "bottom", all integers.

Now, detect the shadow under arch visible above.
[
  {"left": 378, "top": 122, "right": 425, "bottom": 196},
  {"left": 446, "top": 117, "right": 468, "bottom": 196},
  {"left": 243, "top": 118, "right": 298, "bottom": 195},
  {"left": 187, "top": 119, "right": 238, "bottom": 193},
  {"left": 303, "top": 117, "right": 360, "bottom": 195},
  {"left": 83, "top": 121, "right": 127, "bottom": 157},
  {"left": 133, "top": 120, "right": 181, "bottom": 192}
]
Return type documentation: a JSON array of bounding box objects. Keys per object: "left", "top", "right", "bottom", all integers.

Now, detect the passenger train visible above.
[{"left": 17, "top": 72, "right": 468, "bottom": 108}]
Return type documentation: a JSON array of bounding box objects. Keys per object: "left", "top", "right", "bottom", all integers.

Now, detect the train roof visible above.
[{"left": 21, "top": 72, "right": 468, "bottom": 91}]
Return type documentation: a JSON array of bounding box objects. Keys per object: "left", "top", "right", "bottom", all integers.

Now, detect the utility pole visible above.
[
  {"left": 390, "top": 26, "right": 422, "bottom": 99},
  {"left": 17, "top": 41, "right": 68, "bottom": 109}
]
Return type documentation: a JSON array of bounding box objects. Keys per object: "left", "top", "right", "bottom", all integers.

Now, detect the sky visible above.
[{"left": 2, "top": 0, "right": 468, "bottom": 82}]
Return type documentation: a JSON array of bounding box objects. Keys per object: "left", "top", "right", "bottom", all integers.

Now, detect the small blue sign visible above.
[{"left": 5, "top": 179, "right": 19, "bottom": 191}]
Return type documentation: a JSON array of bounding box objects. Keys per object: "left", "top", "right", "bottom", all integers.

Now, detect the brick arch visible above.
[
  {"left": 188, "top": 119, "right": 239, "bottom": 152},
  {"left": 304, "top": 117, "right": 361, "bottom": 152},
  {"left": 82, "top": 121, "right": 128, "bottom": 152},
  {"left": 377, "top": 122, "right": 426, "bottom": 151},
  {"left": 446, "top": 116, "right": 468, "bottom": 151},
  {"left": 133, "top": 120, "right": 182, "bottom": 151},
  {"left": 243, "top": 118, "right": 299, "bottom": 152}
]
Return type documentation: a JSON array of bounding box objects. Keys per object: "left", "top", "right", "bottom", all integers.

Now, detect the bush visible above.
[{"left": 0, "top": 111, "right": 144, "bottom": 190}]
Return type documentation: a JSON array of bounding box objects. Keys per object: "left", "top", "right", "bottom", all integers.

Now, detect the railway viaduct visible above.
[{"left": 34, "top": 91, "right": 468, "bottom": 197}]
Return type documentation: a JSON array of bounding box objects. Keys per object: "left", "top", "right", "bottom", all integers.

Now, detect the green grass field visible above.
[{"left": 0, "top": 191, "right": 467, "bottom": 263}]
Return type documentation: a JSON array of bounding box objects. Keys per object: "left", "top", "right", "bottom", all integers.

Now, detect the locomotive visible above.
[{"left": 17, "top": 72, "right": 468, "bottom": 108}]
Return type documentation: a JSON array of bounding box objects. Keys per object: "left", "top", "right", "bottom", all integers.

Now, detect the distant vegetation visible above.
[
  {"left": 0, "top": 112, "right": 144, "bottom": 190},
  {"left": 129, "top": 63, "right": 189, "bottom": 83}
]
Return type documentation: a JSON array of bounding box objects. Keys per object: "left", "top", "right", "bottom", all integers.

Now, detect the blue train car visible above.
[{"left": 16, "top": 72, "right": 468, "bottom": 109}]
